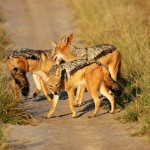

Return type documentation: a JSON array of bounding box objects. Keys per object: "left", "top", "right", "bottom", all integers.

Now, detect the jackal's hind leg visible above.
[
  {"left": 108, "top": 55, "right": 120, "bottom": 95},
  {"left": 108, "top": 51, "right": 121, "bottom": 81},
  {"left": 87, "top": 87, "right": 101, "bottom": 118},
  {"left": 100, "top": 83, "right": 115, "bottom": 114},
  {"left": 32, "top": 74, "right": 42, "bottom": 98},
  {"left": 67, "top": 87, "right": 77, "bottom": 118},
  {"left": 74, "top": 85, "right": 85, "bottom": 107}
]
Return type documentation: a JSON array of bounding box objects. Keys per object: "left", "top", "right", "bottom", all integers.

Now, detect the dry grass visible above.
[
  {"left": 68, "top": 0, "right": 150, "bottom": 140},
  {"left": 0, "top": 9, "right": 32, "bottom": 149}
]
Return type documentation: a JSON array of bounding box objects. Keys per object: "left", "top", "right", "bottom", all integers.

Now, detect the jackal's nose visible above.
[
  {"left": 13, "top": 67, "right": 18, "bottom": 72},
  {"left": 54, "top": 92, "right": 58, "bottom": 95}
]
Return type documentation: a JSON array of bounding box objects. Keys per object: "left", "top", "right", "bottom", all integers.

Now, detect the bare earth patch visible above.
[{"left": 0, "top": 0, "right": 150, "bottom": 149}]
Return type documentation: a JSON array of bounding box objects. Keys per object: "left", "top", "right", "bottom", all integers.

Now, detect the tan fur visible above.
[
  {"left": 6, "top": 52, "right": 55, "bottom": 101},
  {"left": 51, "top": 34, "right": 121, "bottom": 106},
  {"left": 36, "top": 63, "right": 119, "bottom": 118}
]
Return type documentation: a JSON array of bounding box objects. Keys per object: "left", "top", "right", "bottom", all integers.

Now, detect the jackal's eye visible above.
[
  {"left": 56, "top": 83, "right": 60, "bottom": 87},
  {"left": 48, "top": 85, "right": 52, "bottom": 89}
]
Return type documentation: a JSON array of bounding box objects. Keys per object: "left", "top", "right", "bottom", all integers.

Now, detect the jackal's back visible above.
[
  {"left": 68, "top": 44, "right": 116, "bottom": 61},
  {"left": 87, "top": 44, "right": 116, "bottom": 60},
  {"left": 49, "top": 59, "right": 103, "bottom": 75},
  {"left": 8, "top": 48, "right": 54, "bottom": 60}
]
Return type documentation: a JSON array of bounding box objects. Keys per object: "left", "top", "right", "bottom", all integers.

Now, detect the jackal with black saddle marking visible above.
[
  {"left": 7, "top": 48, "right": 55, "bottom": 101},
  {"left": 51, "top": 34, "right": 121, "bottom": 106},
  {"left": 34, "top": 59, "right": 120, "bottom": 118}
]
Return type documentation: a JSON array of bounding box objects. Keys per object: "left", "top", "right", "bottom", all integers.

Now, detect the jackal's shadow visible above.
[
  {"left": 32, "top": 91, "right": 68, "bottom": 102},
  {"left": 78, "top": 98, "right": 110, "bottom": 117}
]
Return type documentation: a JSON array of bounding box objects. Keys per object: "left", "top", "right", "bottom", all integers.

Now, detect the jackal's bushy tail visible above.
[
  {"left": 11, "top": 68, "right": 30, "bottom": 97},
  {"left": 104, "top": 75, "right": 122, "bottom": 96}
]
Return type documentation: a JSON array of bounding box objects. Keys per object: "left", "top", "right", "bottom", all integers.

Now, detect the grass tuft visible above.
[
  {"left": 0, "top": 13, "right": 32, "bottom": 148},
  {"left": 0, "top": 73, "right": 31, "bottom": 125}
]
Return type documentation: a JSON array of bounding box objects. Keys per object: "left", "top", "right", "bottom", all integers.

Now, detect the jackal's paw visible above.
[
  {"left": 74, "top": 103, "right": 81, "bottom": 107},
  {"left": 71, "top": 112, "right": 77, "bottom": 118},
  {"left": 109, "top": 110, "right": 115, "bottom": 114},
  {"left": 43, "top": 115, "right": 52, "bottom": 119},
  {"left": 48, "top": 99, "right": 52, "bottom": 103},
  {"left": 33, "top": 92, "right": 38, "bottom": 98},
  {"left": 88, "top": 114, "right": 96, "bottom": 118}
]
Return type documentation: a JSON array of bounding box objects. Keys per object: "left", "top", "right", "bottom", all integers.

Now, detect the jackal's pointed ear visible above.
[
  {"left": 52, "top": 41, "right": 57, "bottom": 49},
  {"left": 61, "top": 34, "right": 74, "bottom": 45},
  {"left": 55, "top": 67, "right": 62, "bottom": 78}
]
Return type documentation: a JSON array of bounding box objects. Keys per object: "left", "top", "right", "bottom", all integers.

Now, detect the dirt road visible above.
[{"left": 1, "top": 0, "right": 150, "bottom": 149}]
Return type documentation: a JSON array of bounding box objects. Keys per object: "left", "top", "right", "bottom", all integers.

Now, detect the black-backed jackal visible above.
[
  {"left": 7, "top": 48, "right": 56, "bottom": 101},
  {"left": 51, "top": 34, "right": 121, "bottom": 107},
  {"left": 35, "top": 60, "right": 120, "bottom": 118}
]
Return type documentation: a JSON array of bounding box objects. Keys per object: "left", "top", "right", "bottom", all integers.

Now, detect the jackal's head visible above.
[
  {"left": 51, "top": 34, "right": 74, "bottom": 63},
  {"left": 46, "top": 67, "right": 62, "bottom": 96}
]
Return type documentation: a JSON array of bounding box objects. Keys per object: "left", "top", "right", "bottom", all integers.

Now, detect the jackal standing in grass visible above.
[
  {"left": 51, "top": 34, "right": 121, "bottom": 106},
  {"left": 35, "top": 60, "right": 121, "bottom": 118}
]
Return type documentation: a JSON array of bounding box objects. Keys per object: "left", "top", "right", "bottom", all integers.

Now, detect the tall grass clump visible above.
[
  {"left": 0, "top": 10, "right": 31, "bottom": 148},
  {"left": 68, "top": 0, "right": 150, "bottom": 139}
]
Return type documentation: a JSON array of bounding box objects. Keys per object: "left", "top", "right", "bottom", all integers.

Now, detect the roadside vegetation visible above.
[
  {"left": 68, "top": 0, "right": 150, "bottom": 140},
  {"left": 0, "top": 8, "right": 31, "bottom": 148}
]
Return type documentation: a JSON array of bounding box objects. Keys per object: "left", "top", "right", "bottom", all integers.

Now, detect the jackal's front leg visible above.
[
  {"left": 46, "top": 94, "right": 59, "bottom": 118},
  {"left": 67, "top": 87, "right": 77, "bottom": 118}
]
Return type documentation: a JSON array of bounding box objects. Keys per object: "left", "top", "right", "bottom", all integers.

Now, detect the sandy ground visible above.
[{"left": 0, "top": 0, "right": 150, "bottom": 149}]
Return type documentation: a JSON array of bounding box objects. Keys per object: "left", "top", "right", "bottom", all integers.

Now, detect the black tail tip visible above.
[
  {"left": 110, "top": 84, "right": 123, "bottom": 96},
  {"left": 114, "top": 89, "right": 122, "bottom": 96},
  {"left": 21, "top": 85, "right": 30, "bottom": 97},
  {"left": 112, "top": 85, "right": 123, "bottom": 96},
  {"left": 12, "top": 68, "right": 30, "bottom": 97}
]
